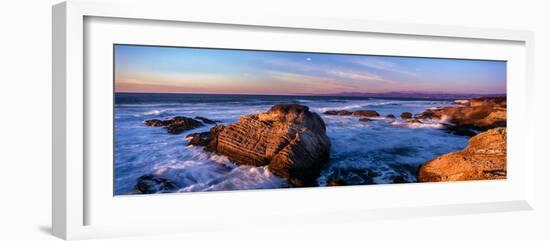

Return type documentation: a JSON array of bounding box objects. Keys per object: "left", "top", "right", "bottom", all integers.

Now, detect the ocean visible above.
[{"left": 114, "top": 93, "right": 469, "bottom": 195}]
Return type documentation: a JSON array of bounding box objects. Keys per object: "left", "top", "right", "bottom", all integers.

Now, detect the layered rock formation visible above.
[
  {"left": 418, "top": 127, "right": 507, "bottom": 182},
  {"left": 416, "top": 97, "right": 506, "bottom": 135},
  {"left": 199, "top": 104, "right": 331, "bottom": 187},
  {"left": 144, "top": 116, "right": 204, "bottom": 134}
]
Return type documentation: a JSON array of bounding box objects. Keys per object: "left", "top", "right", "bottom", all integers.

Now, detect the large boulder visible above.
[
  {"left": 144, "top": 116, "right": 203, "bottom": 134},
  {"left": 418, "top": 127, "right": 506, "bottom": 182},
  {"left": 205, "top": 104, "right": 331, "bottom": 187}
]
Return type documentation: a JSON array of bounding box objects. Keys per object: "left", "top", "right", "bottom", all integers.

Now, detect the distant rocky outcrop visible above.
[
  {"left": 418, "top": 127, "right": 507, "bottom": 182},
  {"left": 324, "top": 110, "right": 353, "bottom": 116},
  {"left": 358, "top": 118, "right": 372, "bottom": 122},
  {"left": 352, "top": 110, "right": 380, "bottom": 117},
  {"left": 197, "top": 104, "right": 331, "bottom": 187},
  {"left": 408, "top": 119, "right": 422, "bottom": 124},
  {"left": 416, "top": 97, "right": 506, "bottom": 135},
  {"left": 400, "top": 112, "right": 413, "bottom": 119},
  {"left": 144, "top": 116, "right": 203, "bottom": 134}
]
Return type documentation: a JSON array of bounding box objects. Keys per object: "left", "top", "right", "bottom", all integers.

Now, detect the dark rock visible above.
[
  {"left": 392, "top": 176, "right": 408, "bottom": 184},
  {"left": 135, "top": 175, "right": 179, "bottom": 194},
  {"left": 400, "top": 112, "right": 413, "bottom": 119},
  {"left": 385, "top": 114, "right": 396, "bottom": 119},
  {"left": 325, "top": 167, "right": 379, "bottom": 186},
  {"left": 442, "top": 123, "right": 478, "bottom": 136},
  {"left": 327, "top": 178, "right": 347, "bottom": 186},
  {"left": 186, "top": 131, "right": 211, "bottom": 146},
  {"left": 324, "top": 110, "right": 353, "bottom": 116},
  {"left": 205, "top": 104, "right": 331, "bottom": 187},
  {"left": 408, "top": 119, "right": 422, "bottom": 124},
  {"left": 358, "top": 118, "right": 372, "bottom": 122},
  {"left": 352, "top": 110, "right": 380, "bottom": 117},
  {"left": 144, "top": 119, "right": 164, "bottom": 127},
  {"left": 194, "top": 116, "right": 218, "bottom": 124},
  {"left": 144, "top": 116, "right": 204, "bottom": 134}
]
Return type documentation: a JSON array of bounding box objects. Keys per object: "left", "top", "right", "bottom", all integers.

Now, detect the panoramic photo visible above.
[{"left": 114, "top": 44, "right": 507, "bottom": 195}]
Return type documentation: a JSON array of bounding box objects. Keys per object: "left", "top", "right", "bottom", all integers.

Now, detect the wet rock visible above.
[
  {"left": 392, "top": 176, "right": 408, "bottom": 184},
  {"left": 324, "top": 110, "right": 353, "bottom": 116},
  {"left": 205, "top": 104, "right": 331, "bottom": 187},
  {"left": 400, "top": 112, "right": 413, "bottom": 119},
  {"left": 144, "top": 119, "right": 164, "bottom": 127},
  {"left": 418, "top": 127, "right": 507, "bottom": 182},
  {"left": 144, "top": 116, "right": 204, "bottom": 134},
  {"left": 358, "top": 118, "right": 372, "bottom": 122},
  {"left": 194, "top": 116, "right": 218, "bottom": 124},
  {"left": 186, "top": 131, "right": 211, "bottom": 146},
  {"left": 135, "top": 174, "right": 179, "bottom": 194},
  {"left": 352, "top": 110, "right": 380, "bottom": 117},
  {"left": 385, "top": 114, "right": 396, "bottom": 119},
  {"left": 408, "top": 119, "right": 422, "bottom": 124}
]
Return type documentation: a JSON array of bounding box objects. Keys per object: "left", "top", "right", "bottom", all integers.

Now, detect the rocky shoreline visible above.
[{"left": 135, "top": 96, "right": 507, "bottom": 193}]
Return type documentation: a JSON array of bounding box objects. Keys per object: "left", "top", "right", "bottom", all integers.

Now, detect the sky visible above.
[{"left": 114, "top": 44, "right": 506, "bottom": 95}]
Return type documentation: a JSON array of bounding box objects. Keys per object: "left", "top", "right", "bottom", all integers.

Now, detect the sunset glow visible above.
[{"left": 114, "top": 44, "right": 506, "bottom": 95}]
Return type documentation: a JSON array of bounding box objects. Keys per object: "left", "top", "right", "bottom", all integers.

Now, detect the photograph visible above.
[{"left": 114, "top": 44, "right": 507, "bottom": 195}]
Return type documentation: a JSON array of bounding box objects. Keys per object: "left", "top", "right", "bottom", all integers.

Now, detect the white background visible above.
[{"left": 0, "top": 0, "right": 548, "bottom": 240}]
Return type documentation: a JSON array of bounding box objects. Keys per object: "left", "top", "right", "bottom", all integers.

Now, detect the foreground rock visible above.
[
  {"left": 144, "top": 116, "right": 203, "bottom": 134},
  {"left": 418, "top": 127, "right": 506, "bottom": 182},
  {"left": 203, "top": 104, "right": 331, "bottom": 187},
  {"left": 352, "top": 110, "right": 380, "bottom": 117},
  {"left": 135, "top": 174, "right": 179, "bottom": 194}
]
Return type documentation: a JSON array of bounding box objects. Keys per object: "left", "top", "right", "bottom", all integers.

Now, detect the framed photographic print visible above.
[{"left": 52, "top": 0, "right": 535, "bottom": 240}]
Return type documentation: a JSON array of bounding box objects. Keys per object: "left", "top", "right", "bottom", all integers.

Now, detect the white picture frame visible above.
[{"left": 52, "top": 0, "right": 535, "bottom": 240}]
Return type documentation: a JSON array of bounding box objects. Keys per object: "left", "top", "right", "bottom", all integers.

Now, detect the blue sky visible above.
[{"left": 114, "top": 44, "right": 506, "bottom": 95}]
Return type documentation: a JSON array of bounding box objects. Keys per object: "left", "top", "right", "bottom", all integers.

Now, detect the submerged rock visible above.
[
  {"left": 144, "top": 116, "right": 203, "bottom": 134},
  {"left": 385, "top": 114, "right": 396, "bottom": 119},
  {"left": 418, "top": 127, "right": 507, "bottom": 182},
  {"left": 408, "top": 119, "right": 422, "bottom": 124},
  {"left": 194, "top": 116, "right": 218, "bottom": 124},
  {"left": 324, "top": 110, "right": 353, "bottom": 116},
  {"left": 400, "top": 112, "right": 413, "bottom": 119},
  {"left": 205, "top": 104, "right": 331, "bottom": 187},
  {"left": 135, "top": 174, "right": 179, "bottom": 194},
  {"left": 352, "top": 110, "right": 380, "bottom": 117},
  {"left": 358, "top": 118, "right": 372, "bottom": 122},
  {"left": 186, "top": 131, "right": 211, "bottom": 146}
]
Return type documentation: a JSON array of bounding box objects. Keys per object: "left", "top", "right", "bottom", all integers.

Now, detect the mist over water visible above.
[{"left": 114, "top": 93, "right": 468, "bottom": 195}]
